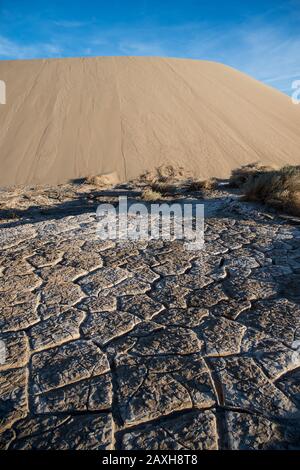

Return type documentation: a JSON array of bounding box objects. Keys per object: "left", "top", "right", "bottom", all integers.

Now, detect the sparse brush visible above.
[
  {"left": 241, "top": 165, "right": 300, "bottom": 216},
  {"left": 186, "top": 178, "right": 218, "bottom": 191},
  {"left": 85, "top": 175, "right": 107, "bottom": 186},
  {"left": 229, "top": 162, "right": 274, "bottom": 188},
  {"left": 151, "top": 181, "right": 175, "bottom": 194},
  {"left": 155, "top": 164, "right": 185, "bottom": 182},
  {"left": 150, "top": 175, "right": 218, "bottom": 194},
  {"left": 139, "top": 170, "right": 156, "bottom": 183},
  {"left": 138, "top": 164, "right": 189, "bottom": 185},
  {"left": 141, "top": 189, "right": 162, "bottom": 201},
  {"left": 85, "top": 172, "right": 119, "bottom": 187}
]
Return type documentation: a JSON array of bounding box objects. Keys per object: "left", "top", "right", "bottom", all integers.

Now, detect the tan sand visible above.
[{"left": 0, "top": 56, "right": 299, "bottom": 187}]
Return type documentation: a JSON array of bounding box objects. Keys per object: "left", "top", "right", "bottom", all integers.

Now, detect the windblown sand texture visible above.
[{"left": 0, "top": 56, "right": 299, "bottom": 186}]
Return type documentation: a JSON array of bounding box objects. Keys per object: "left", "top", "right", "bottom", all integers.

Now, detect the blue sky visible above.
[{"left": 0, "top": 0, "right": 299, "bottom": 94}]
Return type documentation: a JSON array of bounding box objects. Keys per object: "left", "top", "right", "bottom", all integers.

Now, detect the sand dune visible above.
[{"left": 0, "top": 56, "right": 299, "bottom": 187}]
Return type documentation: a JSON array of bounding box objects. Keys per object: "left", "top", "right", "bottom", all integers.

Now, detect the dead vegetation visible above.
[
  {"left": 232, "top": 164, "right": 300, "bottom": 216},
  {"left": 229, "top": 162, "right": 274, "bottom": 188},
  {"left": 150, "top": 181, "right": 176, "bottom": 195},
  {"left": 186, "top": 177, "right": 218, "bottom": 192},
  {"left": 141, "top": 189, "right": 162, "bottom": 201},
  {"left": 139, "top": 164, "right": 219, "bottom": 197},
  {"left": 139, "top": 164, "right": 188, "bottom": 184},
  {"left": 155, "top": 164, "right": 186, "bottom": 182},
  {"left": 85, "top": 175, "right": 104, "bottom": 186},
  {"left": 85, "top": 171, "right": 119, "bottom": 187}
]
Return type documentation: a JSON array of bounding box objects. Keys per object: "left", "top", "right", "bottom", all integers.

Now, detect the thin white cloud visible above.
[
  {"left": 53, "top": 20, "right": 88, "bottom": 28},
  {"left": 227, "top": 25, "right": 300, "bottom": 93},
  {"left": 0, "top": 12, "right": 299, "bottom": 95},
  {"left": 167, "top": 21, "right": 300, "bottom": 94},
  {"left": 119, "top": 40, "right": 166, "bottom": 56},
  {"left": 0, "top": 35, "right": 62, "bottom": 59},
  {"left": 91, "top": 20, "right": 300, "bottom": 93},
  {"left": 0, "top": 35, "right": 36, "bottom": 59},
  {"left": 264, "top": 72, "right": 300, "bottom": 83}
]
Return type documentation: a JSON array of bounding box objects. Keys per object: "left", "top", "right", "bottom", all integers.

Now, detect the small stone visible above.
[
  {"left": 151, "top": 278, "right": 191, "bottom": 309},
  {"left": 187, "top": 283, "right": 227, "bottom": 308},
  {"left": 118, "top": 295, "right": 164, "bottom": 321},
  {"left": 115, "top": 354, "right": 215, "bottom": 426},
  {"left": 0, "top": 428, "right": 15, "bottom": 450},
  {"left": 0, "top": 273, "right": 41, "bottom": 293},
  {"left": 134, "top": 265, "right": 160, "bottom": 283},
  {"left": 226, "top": 411, "right": 300, "bottom": 450},
  {"left": 210, "top": 356, "right": 297, "bottom": 419},
  {"left": 78, "top": 267, "right": 132, "bottom": 295},
  {"left": 0, "top": 331, "right": 29, "bottom": 371},
  {"left": 0, "top": 367, "right": 28, "bottom": 432},
  {"left": 223, "top": 276, "right": 278, "bottom": 300},
  {"left": 31, "top": 340, "right": 109, "bottom": 394},
  {"left": 108, "top": 277, "right": 151, "bottom": 296},
  {"left": 38, "top": 282, "right": 84, "bottom": 319},
  {"left": 10, "top": 413, "right": 113, "bottom": 450},
  {"left": 238, "top": 299, "right": 300, "bottom": 347},
  {"left": 81, "top": 310, "right": 140, "bottom": 346},
  {"left": 154, "top": 307, "right": 209, "bottom": 328},
  {"left": 78, "top": 294, "right": 117, "bottom": 313},
  {"left": 0, "top": 299, "right": 39, "bottom": 333},
  {"left": 131, "top": 327, "right": 202, "bottom": 356},
  {"left": 122, "top": 410, "right": 218, "bottom": 450},
  {"left": 29, "top": 309, "right": 85, "bottom": 351},
  {"left": 28, "top": 245, "right": 64, "bottom": 268},
  {"left": 276, "top": 368, "right": 300, "bottom": 406},
  {"left": 196, "top": 317, "right": 246, "bottom": 356},
  {"left": 33, "top": 373, "right": 112, "bottom": 413},
  {"left": 211, "top": 299, "right": 251, "bottom": 320},
  {"left": 62, "top": 249, "right": 103, "bottom": 272}
]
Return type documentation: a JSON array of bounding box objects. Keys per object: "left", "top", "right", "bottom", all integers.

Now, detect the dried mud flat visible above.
[{"left": 0, "top": 181, "right": 300, "bottom": 450}]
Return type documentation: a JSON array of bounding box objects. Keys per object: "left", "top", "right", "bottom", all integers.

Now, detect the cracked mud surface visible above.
[{"left": 0, "top": 184, "right": 300, "bottom": 450}]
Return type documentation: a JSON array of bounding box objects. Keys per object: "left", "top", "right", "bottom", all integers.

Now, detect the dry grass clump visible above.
[
  {"left": 155, "top": 164, "right": 186, "bottom": 182},
  {"left": 141, "top": 168, "right": 219, "bottom": 195},
  {"left": 138, "top": 164, "right": 190, "bottom": 195},
  {"left": 141, "top": 189, "right": 162, "bottom": 201},
  {"left": 139, "top": 164, "right": 188, "bottom": 185},
  {"left": 186, "top": 178, "right": 218, "bottom": 192},
  {"left": 85, "top": 171, "right": 119, "bottom": 187},
  {"left": 150, "top": 176, "right": 218, "bottom": 195},
  {"left": 229, "top": 162, "right": 274, "bottom": 188},
  {"left": 151, "top": 181, "right": 176, "bottom": 194},
  {"left": 85, "top": 175, "right": 105, "bottom": 185},
  {"left": 138, "top": 170, "right": 155, "bottom": 183},
  {"left": 242, "top": 165, "right": 300, "bottom": 216}
]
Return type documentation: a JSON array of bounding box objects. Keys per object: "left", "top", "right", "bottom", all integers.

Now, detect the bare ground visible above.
[{"left": 0, "top": 180, "right": 300, "bottom": 450}]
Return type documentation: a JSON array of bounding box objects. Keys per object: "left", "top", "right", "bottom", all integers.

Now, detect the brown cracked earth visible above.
[{"left": 0, "top": 182, "right": 300, "bottom": 450}]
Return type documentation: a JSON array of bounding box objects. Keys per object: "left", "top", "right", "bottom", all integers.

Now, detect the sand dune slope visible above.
[{"left": 0, "top": 56, "right": 299, "bottom": 186}]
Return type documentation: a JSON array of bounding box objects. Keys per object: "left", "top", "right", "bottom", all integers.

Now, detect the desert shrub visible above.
[
  {"left": 150, "top": 176, "right": 218, "bottom": 194},
  {"left": 151, "top": 181, "right": 176, "bottom": 194},
  {"left": 139, "top": 164, "right": 187, "bottom": 183},
  {"left": 242, "top": 165, "right": 300, "bottom": 216},
  {"left": 138, "top": 170, "right": 155, "bottom": 183},
  {"left": 155, "top": 164, "right": 186, "bottom": 182},
  {"left": 186, "top": 178, "right": 218, "bottom": 191},
  {"left": 229, "top": 162, "right": 274, "bottom": 188},
  {"left": 141, "top": 189, "right": 162, "bottom": 201},
  {"left": 85, "top": 172, "right": 119, "bottom": 187}
]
